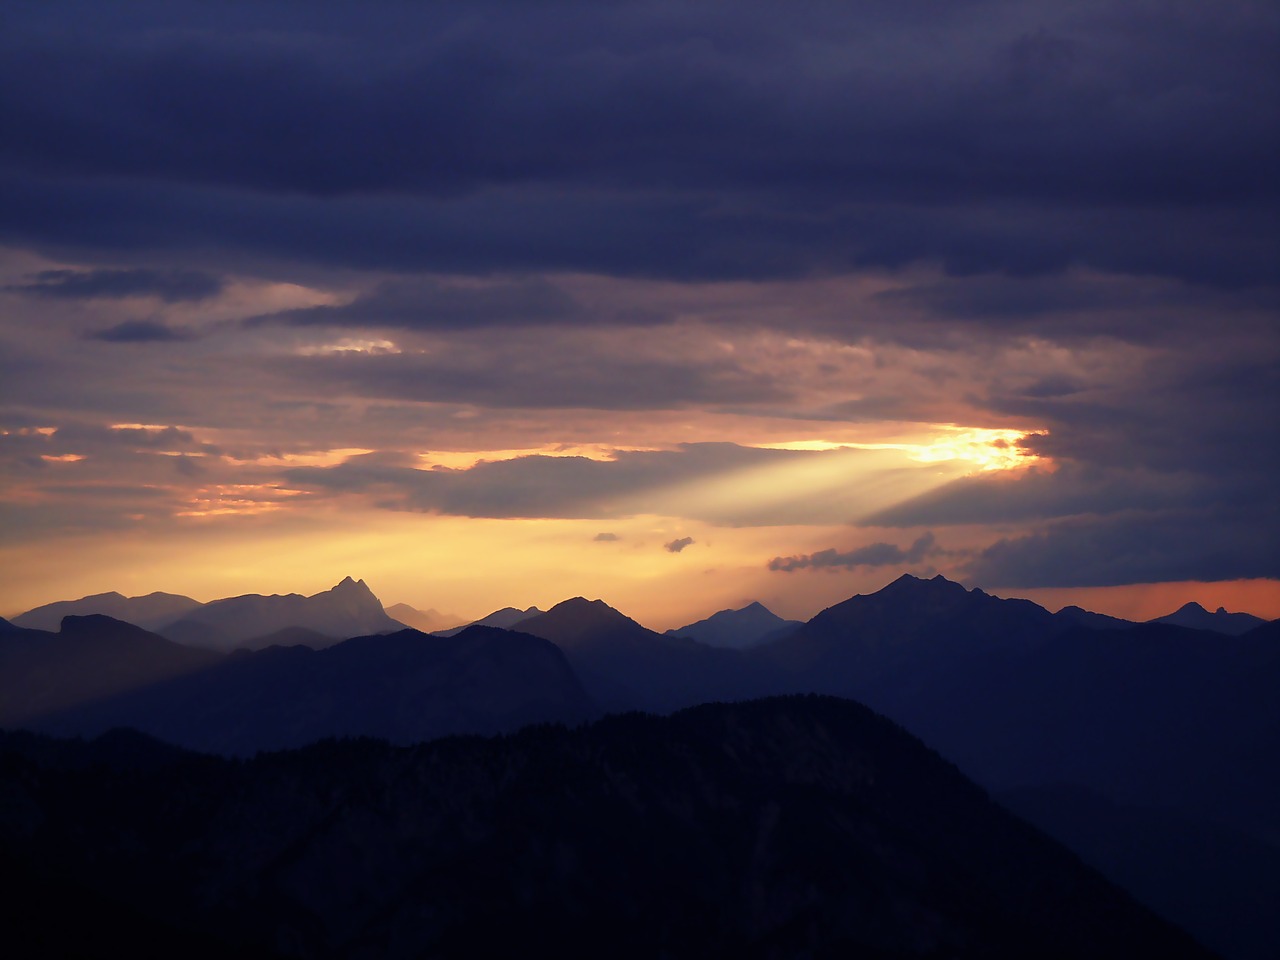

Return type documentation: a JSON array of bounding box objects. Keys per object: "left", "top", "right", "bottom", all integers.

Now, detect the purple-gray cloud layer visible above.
[
  {"left": 1, "top": 2, "right": 1275, "bottom": 284},
  {"left": 664, "top": 537, "right": 695, "bottom": 554},
  {"left": 769, "top": 533, "right": 940, "bottom": 573},
  {"left": 0, "top": 1, "right": 1276, "bottom": 591}
]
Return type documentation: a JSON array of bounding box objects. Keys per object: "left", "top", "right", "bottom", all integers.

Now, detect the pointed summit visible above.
[
  {"left": 157, "top": 577, "right": 402, "bottom": 651},
  {"left": 762, "top": 573, "right": 1059, "bottom": 687},
  {"left": 667, "top": 601, "right": 800, "bottom": 650},
  {"left": 519, "top": 598, "right": 645, "bottom": 646},
  {"left": 1151, "top": 601, "right": 1265, "bottom": 636}
]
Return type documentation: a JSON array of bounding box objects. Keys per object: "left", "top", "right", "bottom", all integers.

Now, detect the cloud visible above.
[
  {"left": 7, "top": 268, "right": 223, "bottom": 302},
  {"left": 769, "top": 532, "right": 939, "bottom": 572},
  {"left": 279, "top": 350, "right": 789, "bottom": 411},
  {"left": 664, "top": 537, "right": 695, "bottom": 553},
  {"left": 251, "top": 277, "right": 594, "bottom": 331},
  {"left": 85, "top": 320, "right": 195, "bottom": 343},
  {"left": 278, "top": 443, "right": 879, "bottom": 524},
  {"left": 965, "top": 507, "right": 1280, "bottom": 588},
  {"left": 593, "top": 532, "right": 619, "bottom": 542},
  {"left": 0, "top": 3, "right": 1273, "bottom": 285}
]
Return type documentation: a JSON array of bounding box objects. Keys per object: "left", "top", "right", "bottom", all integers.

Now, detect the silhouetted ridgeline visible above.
[
  {"left": 3, "top": 621, "right": 595, "bottom": 754},
  {"left": 5, "top": 573, "right": 1276, "bottom": 957},
  {"left": 0, "top": 698, "right": 1213, "bottom": 959}
]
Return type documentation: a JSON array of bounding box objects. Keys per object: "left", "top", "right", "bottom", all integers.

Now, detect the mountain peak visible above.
[
  {"left": 519, "top": 597, "right": 648, "bottom": 646},
  {"left": 1175, "top": 601, "right": 1208, "bottom": 614},
  {"left": 879, "top": 573, "right": 969, "bottom": 599},
  {"left": 545, "top": 597, "right": 630, "bottom": 621}
]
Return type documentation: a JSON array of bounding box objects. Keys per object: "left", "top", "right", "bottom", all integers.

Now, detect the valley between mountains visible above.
[{"left": 2, "top": 574, "right": 1277, "bottom": 959}]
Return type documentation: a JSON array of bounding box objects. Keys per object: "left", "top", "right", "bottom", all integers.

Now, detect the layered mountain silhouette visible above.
[
  {"left": 1054, "top": 604, "right": 1137, "bottom": 630},
  {"left": 517, "top": 597, "right": 770, "bottom": 712},
  {"left": 665, "top": 600, "right": 800, "bottom": 649},
  {"left": 19, "top": 624, "right": 595, "bottom": 756},
  {"left": 1151, "top": 600, "right": 1266, "bottom": 635},
  {"left": 5, "top": 571, "right": 1277, "bottom": 957},
  {"left": 0, "top": 615, "right": 218, "bottom": 727},
  {"left": 432, "top": 604, "right": 543, "bottom": 636},
  {"left": 158, "top": 576, "right": 403, "bottom": 651},
  {"left": 0, "top": 697, "right": 1212, "bottom": 959},
  {"left": 382, "top": 601, "right": 460, "bottom": 633},
  {"left": 11, "top": 590, "right": 203, "bottom": 633}
]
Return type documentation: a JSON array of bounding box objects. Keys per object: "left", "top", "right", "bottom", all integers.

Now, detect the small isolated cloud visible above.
[
  {"left": 10, "top": 269, "right": 223, "bottom": 303},
  {"left": 593, "top": 532, "right": 620, "bottom": 542},
  {"left": 85, "top": 320, "right": 194, "bottom": 343},
  {"left": 664, "top": 536, "right": 695, "bottom": 553},
  {"left": 769, "top": 532, "right": 938, "bottom": 572}
]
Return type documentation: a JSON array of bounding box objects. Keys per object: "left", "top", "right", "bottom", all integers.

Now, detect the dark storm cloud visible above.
[
  {"left": 664, "top": 537, "right": 694, "bottom": 553},
  {"left": 281, "top": 350, "right": 788, "bottom": 410},
  {"left": 966, "top": 506, "right": 1280, "bottom": 588},
  {"left": 864, "top": 465, "right": 1204, "bottom": 528},
  {"left": 85, "top": 319, "right": 195, "bottom": 342},
  {"left": 7, "top": 268, "right": 223, "bottom": 302},
  {"left": 251, "top": 277, "right": 592, "bottom": 330},
  {"left": 0, "top": 2, "right": 1274, "bottom": 284},
  {"left": 768, "top": 532, "right": 939, "bottom": 573},
  {"left": 865, "top": 348, "right": 1280, "bottom": 586}
]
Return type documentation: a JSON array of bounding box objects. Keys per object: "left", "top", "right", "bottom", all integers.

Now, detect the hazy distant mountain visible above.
[
  {"left": 665, "top": 600, "right": 800, "bottom": 649},
  {"left": 0, "top": 615, "right": 218, "bottom": 726},
  {"left": 27, "top": 625, "right": 595, "bottom": 756},
  {"left": 383, "top": 602, "right": 461, "bottom": 633},
  {"left": 1054, "top": 605, "right": 1137, "bottom": 630},
  {"left": 1151, "top": 601, "right": 1266, "bottom": 635},
  {"left": 432, "top": 604, "right": 542, "bottom": 636},
  {"left": 12, "top": 590, "right": 203, "bottom": 633},
  {"left": 517, "top": 597, "right": 770, "bottom": 712},
  {"left": 158, "top": 576, "right": 403, "bottom": 651},
  {"left": 0, "top": 697, "right": 1211, "bottom": 959}
]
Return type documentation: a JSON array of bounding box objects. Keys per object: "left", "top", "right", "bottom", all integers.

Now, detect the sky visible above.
[{"left": 1, "top": 0, "right": 1277, "bottom": 629}]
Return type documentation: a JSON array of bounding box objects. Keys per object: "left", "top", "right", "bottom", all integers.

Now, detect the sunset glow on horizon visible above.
[{"left": 1, "top": 2, "right": 1274, "bottom": 631}]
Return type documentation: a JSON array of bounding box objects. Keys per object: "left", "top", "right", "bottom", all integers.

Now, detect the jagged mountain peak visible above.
[{"left": 327, "top": 576, "right": 370, "bottom": 594}]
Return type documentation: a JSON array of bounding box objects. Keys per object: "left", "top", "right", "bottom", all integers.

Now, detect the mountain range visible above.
[{"left": 4, "top": 572, "right": 1277, "bottom": 958}]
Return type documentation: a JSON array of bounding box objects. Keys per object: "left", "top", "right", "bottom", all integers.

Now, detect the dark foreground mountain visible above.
[
  {"left": 1002, "top": 784, "right": 1280, "bottom": 960},
  {"left": 666, "top": 600, "right": 801, "bottom": 649},
  {"left": 158, "top": 576, "right": 403, "bottom": 651},
  {"left": 23, "top": 626, "right": 596, "bottom": 756},
  {"left": 11, "top": 590, "right": 203, "bottom": 633},
  {"left": 0, "top": 697, "right": 1212, "bottom": 960}
]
